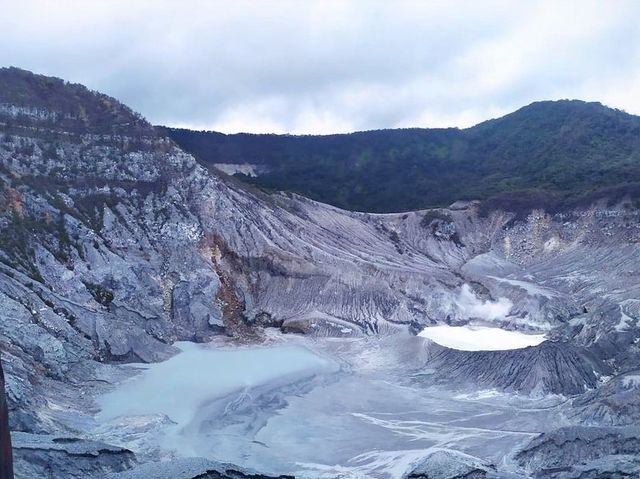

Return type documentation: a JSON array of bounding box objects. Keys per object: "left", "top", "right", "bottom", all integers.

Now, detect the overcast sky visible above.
[{"left": 1, "top": 0, "right": 639, "bottom": 134}]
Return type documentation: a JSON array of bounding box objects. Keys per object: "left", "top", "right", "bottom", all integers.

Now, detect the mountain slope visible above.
[{"left": 161, "top": 100, "right": 640, "bottom": 213}]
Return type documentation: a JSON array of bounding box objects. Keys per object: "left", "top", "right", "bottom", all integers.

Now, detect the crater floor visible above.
[{"left": 92, "top": 333, "right": 567, "bottom": 479}]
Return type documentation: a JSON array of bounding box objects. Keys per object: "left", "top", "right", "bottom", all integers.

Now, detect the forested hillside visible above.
[{"left": 162, "top": 100, "right": 640, "bottom": 212}]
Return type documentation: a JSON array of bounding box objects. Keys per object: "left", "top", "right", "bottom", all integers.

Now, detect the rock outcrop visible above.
[
  {"left": 407, "top": 449, "right": 494, "bottom": 479},
  {"left": 105, "top": 457, "right": 294, "bottom": 479},
  {"left": 570, "top": 371, "right": 640, "bottom": 426},
  {"left": 515, "top": 426, "right": 640, "bottom": 478},
  {"left": 12, "top": 432, "right": 135, "bottom": 479}
]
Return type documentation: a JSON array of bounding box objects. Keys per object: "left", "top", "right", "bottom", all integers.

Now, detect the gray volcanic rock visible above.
[
  {"left": 105, "top": 457, "right": 294, "bottom": 479},
  {"left": 515, "top": 426, "right": 640, "bottom": 477},
  {"left": 0, "top": 67, "right": 478, "bottom": 435},
  {"left": 421, "top": 341, "right": 608, "bottom": 395},
  {"left": 407, "top": 449, "right": 495, "bottom": 478},
  {"left": 12, "top": 432, "right": 135, "bottom": 478},
  {"left": 570, "top": 371, "right": 640, "bottom": 426}
]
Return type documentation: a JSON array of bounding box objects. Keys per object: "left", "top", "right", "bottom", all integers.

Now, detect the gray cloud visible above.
[{"left": 1, "top": 0, "right": 639, "bottom": 133}]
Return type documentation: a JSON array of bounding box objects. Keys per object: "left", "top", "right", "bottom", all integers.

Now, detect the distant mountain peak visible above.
[{"left": 472, "top": 99, "right": 630, "bottom": 131}]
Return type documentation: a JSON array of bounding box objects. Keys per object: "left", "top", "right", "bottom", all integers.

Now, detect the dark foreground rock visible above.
[
  {"left": 105, "top": 457, "right": 295, "bottom": 479},
  {"left": 0, "top": 358, "right": 12, "bottom": 479},
  {"left": 539, "top": 454, "right": 640, "bottom": 479},
  {"left": 536, "top": 454, "right": 640, "bottom": 479},
  {"left": 12, "top": 432, "right": 135, "bottom": 479},
  {"left": 515, "top": 426, "right": 640, "bottom": 478}
]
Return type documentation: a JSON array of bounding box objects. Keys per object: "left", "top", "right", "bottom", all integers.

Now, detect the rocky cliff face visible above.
[{"left": 1, "top": 68, "right": 639, "bottom": 478}]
